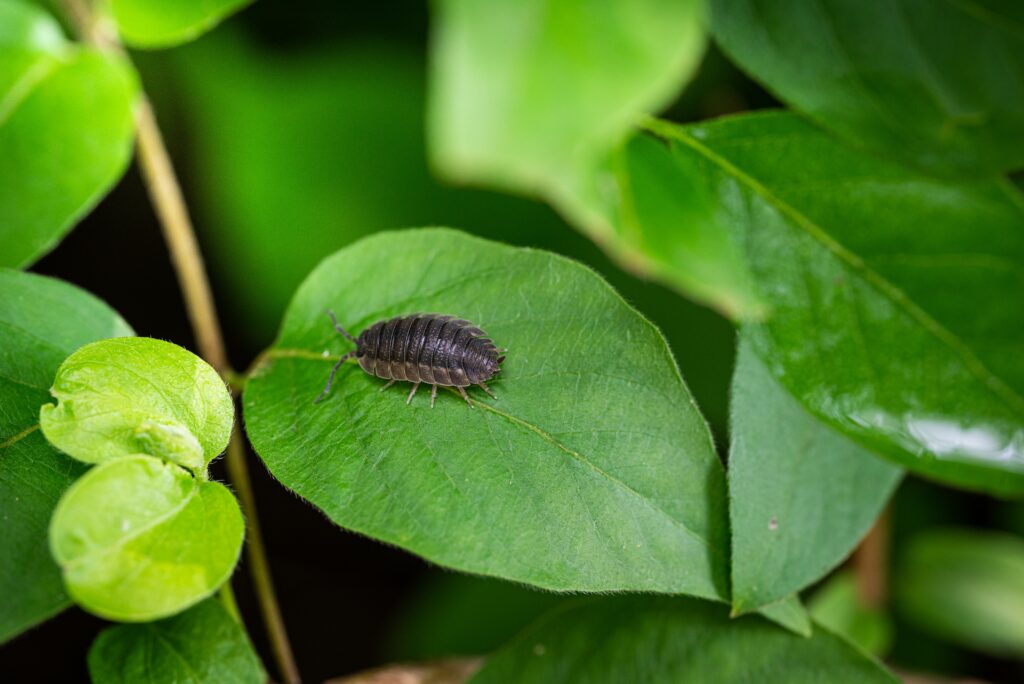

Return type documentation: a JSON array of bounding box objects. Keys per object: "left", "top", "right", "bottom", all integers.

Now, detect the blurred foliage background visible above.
[{"left": 5, "top": 1, "right": 1022, "bottom": 681}]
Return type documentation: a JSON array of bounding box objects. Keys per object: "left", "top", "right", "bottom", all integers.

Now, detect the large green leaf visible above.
[
  {"left": 896, "top": 528, "right": 1024, "bottom": 657},
  {"left": 635, "top": 111, "right": 1024, "bottom": 495},
  {"left": 88, "top": 598, "right": 263, "bottom": 683},
  {"left": 40, "top": 337, "right": 234, "bottom": 473},
  {"left": 49, "top": 455, "right": 244, "bottom": 621},
  {"left": 111, "top": 0, "right": 254, "bottom": 48},
  {"left": 429, "top": 0, "right": 706, "bottom": 194},
  {"left": 709, "top": 0, "right": 1024, "bottom": 176},
  {"left": 0, "top": 0, "right": 137, "bottom": 268},
  {"left": 0, "top": 269, "right": 132, "bottom": 643},
  {"left": 244, "top": 228, "right": 728, "bottom": 598},
  {"left": 730, "top": 339, "right": 902, "bottom": 612},
  {"left": 468, "top": 597, "right": 898, "bottom": 683}
]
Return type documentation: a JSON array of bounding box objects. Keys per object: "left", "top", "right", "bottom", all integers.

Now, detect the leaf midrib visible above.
[{"left": 651, "top": 119, "right": 1024, "bottom": 417}]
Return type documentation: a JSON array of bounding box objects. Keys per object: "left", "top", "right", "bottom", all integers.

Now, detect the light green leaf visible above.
[
  {"left": 244, "top": 228, "right": 728, "bottom": 598},
  {"left": 429, "top": 0, "right": 706, "bottom": 194},
  {"left": 896, "top": 528, "right": 1024, "bottom": 657},
  {"left": 0, "top": 269, "right": 132, "bottom": 643},
  {"left": 730, "top": 339, "right": 902, "bottom": 612},
  {"left": 468, "top": 597, "right": 898, "bottom": 683},
  {"left": 40, "top": 337, "right": 233, "bottom": 472},
  {"left": 111, "top": 0, "right": 254, "bottom": 48},
  {"left": 88, "top": 598, "right": 264, "bottom": 683},
  {"left": 710, "top": 0, "right": 1024, "bottom": 176},
  {"left": 642, "top": 111, "right": 1024, "bottom": 495},
  {"left": 49, "top": 455, "right": 243, "bottom": 621},
  {"left": 0, "top": 0, "right": 137, "bottom": 268},
  {"left": 809, "top": 570, "right": 892, "bottom": 657},
  {"left": 757, "top": 594, "right": 812, "bottom": 638}
]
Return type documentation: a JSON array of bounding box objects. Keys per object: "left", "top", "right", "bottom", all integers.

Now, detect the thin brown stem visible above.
[{"left": 853, "top": 506, "right": 890, "bottom": 608}]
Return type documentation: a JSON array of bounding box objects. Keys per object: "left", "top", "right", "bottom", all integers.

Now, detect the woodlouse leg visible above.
[
  {"left": 406, "top": 382, "right": 420, "bottom": 405},
  {"left": 314, "top": 351, "right": 355, "bottom": 404},
  {"left": 379, "top": 379, "right": 396, "bottom": 392},
  {"left": 457, "top": 385, "right": 474, "bottom": 408},
  {"left": 430, "top": 384, "right": 438, "bottom": 408},
  {"left": 476, "top": 382, "right": 497, "bottom": 400}
]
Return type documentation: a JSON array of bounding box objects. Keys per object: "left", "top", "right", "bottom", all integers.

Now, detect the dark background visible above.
[{"left": 4, "top": 1, "right": 1021, "bottom": 681}]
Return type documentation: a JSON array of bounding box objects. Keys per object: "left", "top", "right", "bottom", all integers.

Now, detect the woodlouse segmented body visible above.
[{"left": 315, "top": 311, "right": 504, "bottom": 407}]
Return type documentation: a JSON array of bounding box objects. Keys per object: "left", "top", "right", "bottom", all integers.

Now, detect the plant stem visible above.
[{"left": 853, "top": 507, "right": 890, "bottom": 608}]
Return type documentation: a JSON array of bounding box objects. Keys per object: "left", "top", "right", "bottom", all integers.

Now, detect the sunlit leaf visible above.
[
  {"left": 40, "top": 337, "right": 234, "bottom": 473},
  {"left": 244, "top": 228, "right": 728, "bottom": 598},
  {"left": 0, "top": 269, "right": 132, "bottom": 643},
  {"left": 710, "top": 0, "right": 1024, "bottom": 176},
  {"left": 49, "top": 455, "right": 244, "bottom": 621},
  {"left": 88, "top": 599, "right": 263, "bottom": 683},
  {"left": 111, "top": 0, "right": 253, "bottom": 48}
]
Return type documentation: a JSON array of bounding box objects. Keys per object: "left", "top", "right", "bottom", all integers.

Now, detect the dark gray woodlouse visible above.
[{"left": 315, "top": 311, "right": 505, "bottom": 407}]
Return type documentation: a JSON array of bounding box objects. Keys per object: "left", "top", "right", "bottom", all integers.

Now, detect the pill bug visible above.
[{"left": 315, "top": 311, "right": 505, "bottom": 407}]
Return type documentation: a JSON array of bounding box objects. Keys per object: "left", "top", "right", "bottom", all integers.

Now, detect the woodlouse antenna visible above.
[
  {"left": 326, "top": 309, "right": 356, "bottom": 341},
  {"left": 314, "top": 351, "right": 355, "bottom": 403}
]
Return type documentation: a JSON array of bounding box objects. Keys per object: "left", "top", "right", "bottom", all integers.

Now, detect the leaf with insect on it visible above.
[
  {"left": 0, "top": 269, "right": 133, "bottom": 643},
  {"left": 244, "top": 228, "right": 728, "bottom": 600}
]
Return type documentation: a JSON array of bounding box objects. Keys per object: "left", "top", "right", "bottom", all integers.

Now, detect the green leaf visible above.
[
  {"left": 244, "top": 228, "right": 728, "bottom": 598},
  {"left": 0, "top": 269, "right": 132, "bottom": 643},
  {"left": 809, "top": 570, "right": 892, "bottom": 657},
  {"left": 40, "top": 337, "right": 234, "bottom": 472},
  {"left": 88, "top": 598, "right": 264, "bottom": 683},
  {"left": 644, "top": 111, "right": 1024, "bottom": 495},
  {"left": 709, "top": 0, "right": 1024, "bottom": 176},
  {"left": 110, "top": 0, "right": 254, "bottom": 48},
  {"left": 0, "top": 0, "right": 137, "bottom": 268},
  {"left": 429, "top": 0, "right": 706, "bottom": 194},
  {"left": 468, "top": 597, "right": 898, "bottom": 683},
  {"left": 730, "top": 339, "right": 902, "bottom": 612},
  {"left": 49, "top": 454, "right": 244, "bottom": 621},
  {"left": 896, "top": 528, "right": 1024, "bottom": 657},
  {"left": 757, "top": 594, "right": 812, "bottom": 638}
]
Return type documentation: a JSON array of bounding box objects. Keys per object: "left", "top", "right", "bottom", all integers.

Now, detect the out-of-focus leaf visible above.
[
  {"left": 111, "top": 0, "right": 253, "bottom": 48},
  {"left": 468, "top": 597, "right": 898, "bottom": 683},
  {"left": 429, "top": 0, "right": 707, "bottom": 195},
  {"left": 710, "top": 0, "right": 1024, "bottom": 176},
  {"left": 730, "top": 339, "right": 902, "bottom": 612},
  {"left": 0, "top": 0, "right": 137, "bottom": 268},
  {"left": 896, "top": 528, "right": 1024, "bottom": 657},
  {"left": 244, "top": 228, "right": 728, "bottom": 598},
  {"left": 0, "top": 269, "right": 132, "bottom": 643},
  {"left": 40, "top": 337, "right": 233, "bottom": 473},
  {"left": 88, "top": 598, "right": 263, "bottom": 683},
  {"left": 49, "top": 455, "right": 244, "bottom": 621},
  {"left": 809, "top": 570, "right": 893, "bottom": 657},
  {"left": 640, "top": 111, "right": 1024, "bottom": 495}
]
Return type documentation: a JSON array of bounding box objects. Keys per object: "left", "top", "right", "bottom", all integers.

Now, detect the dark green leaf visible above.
[
  {"left": 88, "top": 598, "right": 263, "bottom": 683},
  {"left": 0, "top": 268, "right": 132, "bottom": 642},
  {"left": 49, "top": 455, "right": 244, "bottom": 621},
  {"left": 111, "top": 0, "right": 254, "bottom": 48},
  {"left": 710, "top": 0, "right": 1024, "bottom": 176},
  {"left": 468, "top": 597, "right": 898, "bottom": 683},
  {"left": 896, "top": 528, "right": 1024, "bottom": 657},
  {"left": 40, "top": 337, "right": 234, "bottom": 472},
  {"left": 429, "top": 0, "right": 706, "bottom": 194},
  {"left": 730, "top": 339, "right": 902, "bottom": 612},
  {"left": 244, "top": 228, "right": 728, "bottom": 598},
  {"left": 809, "top": 570, "right": 893, "bottom": 657},
  {"left": 0, "top": 0, "right": 137, "bottom": 268},
  {"left": 643, "top": 111, "right": 1024, "bottom": 495}
]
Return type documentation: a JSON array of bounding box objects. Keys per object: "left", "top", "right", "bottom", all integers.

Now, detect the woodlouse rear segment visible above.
[{"left": 315, "top": 311, "right": 504, "bottom": 407}]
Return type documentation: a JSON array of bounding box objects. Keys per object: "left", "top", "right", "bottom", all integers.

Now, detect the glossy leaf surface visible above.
[
  {"left": 0, "top": 269, "right": 132, "bottom": 642},
  {"left": 49, "top": 455, "right": 244, "bottom": 621},
  {"left": 40, "top": 337, "right": 234, "bottom": 472},
  {"left": 0, "top": 0, "right": 137, "bottom": 268},
  {"left": 244, "top": 228, "right": 728, "bottom": 598},
  {"left": 468, "top": 597, "right": 898, "bottom": 683},
  {"left": 88, "top": 599, "right": 263, "bottom": 683},
  {"left": 730, "top": 339, "right": 902, "bottom": 612},
  {"left": 710, "top": 0, "right": 1024, "bottom": 176},
  {"left": 111, "top": 0, "right": 253, "bottom": 48}
]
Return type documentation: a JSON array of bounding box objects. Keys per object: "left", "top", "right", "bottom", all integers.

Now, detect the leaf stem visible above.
[{"left": 853, "top": 507, "right": 890, "bottom": 608}]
